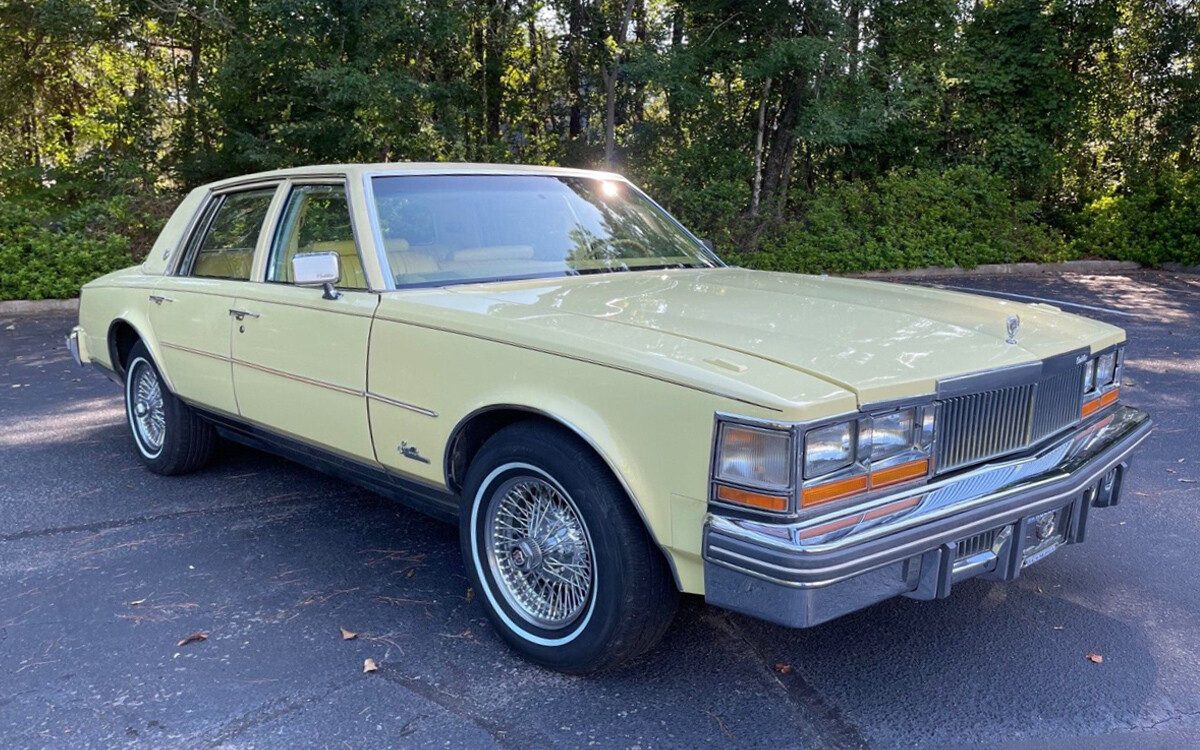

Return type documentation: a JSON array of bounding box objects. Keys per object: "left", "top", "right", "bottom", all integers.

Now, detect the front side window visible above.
[
  {"left": 370, "top": 175, "right": 719, "bottom": 287},
  {"left": 186, "top": 188, "right": 276, "bottom": 280},
  {"left": 267, "top": 183, "right": 367, "bottom": 290}
]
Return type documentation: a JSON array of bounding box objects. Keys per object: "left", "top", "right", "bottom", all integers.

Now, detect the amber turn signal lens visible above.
[
  {"left": 715, "top": 485, "right": 789, "bottom": 513},
  {"left": 801, "top": 474, "right": 869, "bottom": 508},
  {"left": 869, "top": 458, "right": 929, "bottom": 490},
  {"left": 1082, "top": 387, "right": 1119, "bottom": 418}
]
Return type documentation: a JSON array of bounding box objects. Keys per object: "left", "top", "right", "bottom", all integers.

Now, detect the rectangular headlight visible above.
[
  {"left": 804, "top": 421, "right": 856, "bottom": 478},
  {"left": 866, "top": 409, "right": 916, "bottom": 462},
  {"left": 715, "top": 423, "right": 792, "bottom": 489},
  {"left": 1083, "top": 358, "right": 1097, "bottom": 393},
  {"left": 1096, "top": 351, "right": 1117, "bottom": 386}
]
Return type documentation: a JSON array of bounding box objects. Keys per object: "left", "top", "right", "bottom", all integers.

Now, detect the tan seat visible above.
[
  {"left": 307, "top": 241, "right": 367, "bottom": 289},
  {"left": 192, "top": 249, "right": 253, "bottom": 280},
  {"left": 384, "top": 239, "right": 439, "bottom": 277}
]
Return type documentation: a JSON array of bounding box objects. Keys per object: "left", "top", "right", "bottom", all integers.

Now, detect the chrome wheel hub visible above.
[
  {"left": 485, "top": 476, "right": 594, "bottom": 630},
  {"left": 130, "top": 361, "right": 166, "bottom": 453}
]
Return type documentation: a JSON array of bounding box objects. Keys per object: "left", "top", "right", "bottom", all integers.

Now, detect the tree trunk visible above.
[
  {"left": 603, "top": 0, "right": 638, "bottom": 167},
  {"left": 761, "top": 77, "right": 804, "bottom": 214},
  {"left": 750, "top": 76, "right": 772, "bottom": 217},
  {"left": 567, "top": 0, "right": 583, "bottom": 140}
]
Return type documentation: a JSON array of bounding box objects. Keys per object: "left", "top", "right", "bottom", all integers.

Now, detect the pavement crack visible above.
[
  {"left": 0, "top": 495, "right": 318, "bottom": 543},
  {"left": 374, "top": 668, "right": 548, "bottom": 749},
  {"left": 715, "top": 611, "right": 871, "bottom": 750}
]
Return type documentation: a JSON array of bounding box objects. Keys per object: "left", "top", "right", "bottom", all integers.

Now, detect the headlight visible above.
[
  {"left": 715, "top": 423, "right": 792, "bottom": 489},
  {"left": 865, "top": 408, "right": 915, "bottom": 462},
  {"left": 803, "top": 421, "right": 856, "bottom": 478},
  {"left": 1081, "top": 345, "right": 1124, "bottom": 417},
  {"left": 1096, "top": 351, "right": 1117, "bottom": 386}
]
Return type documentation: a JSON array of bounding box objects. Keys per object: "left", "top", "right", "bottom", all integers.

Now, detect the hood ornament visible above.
[{"left": 1005, "top": 314, "right": 1020, "bottom": 345}]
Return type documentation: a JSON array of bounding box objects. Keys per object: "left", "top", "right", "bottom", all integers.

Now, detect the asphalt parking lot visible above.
[{"left": 2, "top": 270, "right": 1199, "bottom": 749}]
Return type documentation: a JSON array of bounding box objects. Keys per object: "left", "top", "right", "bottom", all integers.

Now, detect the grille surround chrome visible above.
[{"left": 934, "top": 352, "right": 1087, "bottom": 475}]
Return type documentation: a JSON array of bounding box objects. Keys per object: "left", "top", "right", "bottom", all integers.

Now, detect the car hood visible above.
[{"left": 441, "top": 268, "right": 1124, "bottom": 407}]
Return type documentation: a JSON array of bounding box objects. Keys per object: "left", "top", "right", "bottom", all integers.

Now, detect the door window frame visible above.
[
  {"left": 171, "top": 181, "right": 285, "bottom": 280},
  {"left": 262, "top": 177, "right": 370, "bottom": 291}
]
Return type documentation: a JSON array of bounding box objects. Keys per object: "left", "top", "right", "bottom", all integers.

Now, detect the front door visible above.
[
  {"left": 230, "top": 181, "right": 378, "bottom": 462},
  {"left": 149, "top": 186, "right": 279, "bottom": 415}
]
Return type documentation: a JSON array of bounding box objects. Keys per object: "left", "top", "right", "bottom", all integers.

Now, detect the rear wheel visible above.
[
  {"left": 124, "top": 341, "right": 215, "bottom": 475},
  {"left": 460, "top": 421, "right": 678, "bottom": 673}
]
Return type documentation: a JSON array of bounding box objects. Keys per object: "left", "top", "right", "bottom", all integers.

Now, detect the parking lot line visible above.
[{"left": 928, "top": 284, "right": 1138, "bottom": 317}]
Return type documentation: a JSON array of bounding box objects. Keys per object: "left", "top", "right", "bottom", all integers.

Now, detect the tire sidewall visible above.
[
  {"left": 460, "top": 429, "right": 636, "bottom": 669},
  {"left": 125, "top": 352, "right": 166, "bottom": 462}
]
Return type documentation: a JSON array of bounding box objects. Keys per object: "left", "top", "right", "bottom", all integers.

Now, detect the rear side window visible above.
[{"left": 183, "top": 188, "right": 276, "bottom": 280}]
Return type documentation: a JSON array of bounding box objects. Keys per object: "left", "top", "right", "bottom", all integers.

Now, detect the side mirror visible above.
[{"left": 292, "top": 252, "right": 342, "bottom": 300}]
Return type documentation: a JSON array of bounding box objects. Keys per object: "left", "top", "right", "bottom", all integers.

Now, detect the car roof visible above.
[{"left": 203, "top": 162, "right": 628, "bottom": 190}]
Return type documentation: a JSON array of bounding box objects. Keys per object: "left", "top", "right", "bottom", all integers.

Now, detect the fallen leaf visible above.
[
  {"left": 363, "top": 658, "right": 378, "bottom": 673},
  {"left": 1166, "top": 468, "right": 1177, "bottom": 474},
  {"left": 774, "top": 663, "right": 793, "bottom": 675},
  {"left": 4, "top": 324, "right": 14, "bottom": 331},
  {"left": 465, "top": 588, "right": 474, "bottom": 603},
  {"left": 340, "top": 627, "right": 357, "bottom": 641},
  {"left": 127, "top": 598, "right": 147, "bottom": 606},
  {"left": 1179, "top": 479, "right": 1196, "bottom": 484},
  {"left": 177, "top": 632, "right": 207, "bottom": 647},
  {"left": 1179, "top": 458, "right": 1187, "bottom": 463},
  {"left": 1086, "top": 653, "right": 1104, "bottom": 664},
  {"left": 405, "top": 568, "right": 416, "bottom": 579}
]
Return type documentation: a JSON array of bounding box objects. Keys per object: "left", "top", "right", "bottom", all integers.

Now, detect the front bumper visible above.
[{"left": 703, "top": 406, "right": 1152, "bottom": 628}]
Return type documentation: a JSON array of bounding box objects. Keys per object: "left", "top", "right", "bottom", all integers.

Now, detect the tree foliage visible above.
[{"left": 1, "top": 0, "right": 1198, "bottom": 298}]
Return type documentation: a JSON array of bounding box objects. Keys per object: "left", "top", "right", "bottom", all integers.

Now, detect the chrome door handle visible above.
[
  {"left": 228, "top": 308, "right": 260, "bottom": 320},
  {"left": 149, "top": 294, "right": 175, "bottom": 305}
]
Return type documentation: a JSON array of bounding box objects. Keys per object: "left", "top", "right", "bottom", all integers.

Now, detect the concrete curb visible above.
[
  {"left": 852, "top": 260, "right": 1143, "bottom": 279},
  {"left": 0, "top": 298, "right": 79, "bottom": 315}
]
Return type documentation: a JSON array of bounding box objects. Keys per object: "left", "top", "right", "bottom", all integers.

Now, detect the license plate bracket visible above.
[{"left": 1021, "top": 505, "right": 1070, "bottom": 569}]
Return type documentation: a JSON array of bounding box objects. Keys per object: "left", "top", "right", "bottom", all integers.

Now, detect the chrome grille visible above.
[
  {"left": 1031, "top": 366, "right": 1085, "bottom": 442},
  {"left": 935, "top": 364, "right": 1084, "bottom": 474},
  {"left": 955, "top": 527, "right": 1000, "bottom": 560}
]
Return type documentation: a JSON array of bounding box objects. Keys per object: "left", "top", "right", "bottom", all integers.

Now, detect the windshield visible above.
[{"left": 370, "top": 174, "right": 720, "bottom": 287}]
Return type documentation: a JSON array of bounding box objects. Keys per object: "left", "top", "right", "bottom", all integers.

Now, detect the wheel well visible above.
[
  {"left": 108, "top": 320, "right": 141, "bottom": 377},
  {"left": 446, "top": 406, "right": 684, "bottom": 589},
  {"left": 445, "top": 408, "right": 548, "bottom": 494}
]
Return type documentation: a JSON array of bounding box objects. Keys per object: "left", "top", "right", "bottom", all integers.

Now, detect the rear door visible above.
[
  {"left": 149, "top": 186, "right": 280, "bottom": 415},
  {"left": 229, "top": 179, "right": 379, "bottom": 462}
]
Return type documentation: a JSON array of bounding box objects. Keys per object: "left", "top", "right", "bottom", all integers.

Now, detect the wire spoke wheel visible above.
[
  {"left": 130, "top": 360, "right": 166, "bottom": 454},
  {"left": 484, "top": 476, "right": 595, "bottom": 630}
]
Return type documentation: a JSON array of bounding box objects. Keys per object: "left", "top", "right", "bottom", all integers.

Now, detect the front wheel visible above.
[
  {"left": 460, "top": 422, "right": 678, "bottom": 673},
  {"left": 124, "top": 341, "right": 215, "bottom": 475}
]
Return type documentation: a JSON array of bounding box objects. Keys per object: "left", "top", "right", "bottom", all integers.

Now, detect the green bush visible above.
[
  {"left": 1073, "top": 172, "right": 1200, "bottom": 266},
  {"left": 0, "top": 164, "right": 168, "bottom": 301},
  {"left": 732, "top": 166, "right": 1071, "bottom": 274}
]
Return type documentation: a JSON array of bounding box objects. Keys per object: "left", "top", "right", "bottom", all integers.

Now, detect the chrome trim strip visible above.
[
  {"left": 373, "top": 315, "right": 783, "bottom": 412},
  {"left": 162, "top": 342, "right": 437, "bottom": 415},
  {"left": 231, "top": 358, "right": 363, "bottom": 397},
  {"left": 366, "top": 391, "right": 439, "bottom": 418},
  {"left": 160, "top": 341, "right": 229, "bottom": 362}
]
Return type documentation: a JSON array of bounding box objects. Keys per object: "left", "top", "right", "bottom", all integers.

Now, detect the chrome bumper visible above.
[
  {"left": 702, "top": 406, "right": 1153, "bottom": 628},
  {"left": 65, "top": 327, "right": 84, "bottom": 367}
]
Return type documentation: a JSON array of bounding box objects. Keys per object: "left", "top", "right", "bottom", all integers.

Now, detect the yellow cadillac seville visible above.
[{"left": 66, "top": 163, "right": 1152, "bottom": 672}]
